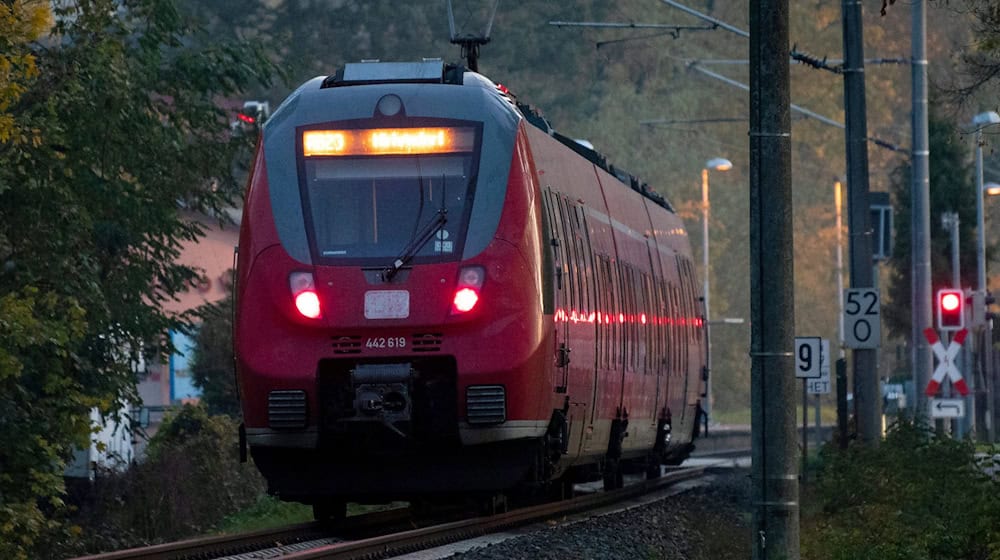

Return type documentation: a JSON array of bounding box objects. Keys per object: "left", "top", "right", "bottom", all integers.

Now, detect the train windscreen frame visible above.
[{"left": 296, "top": 118, "right": 483, "bottom": 267}]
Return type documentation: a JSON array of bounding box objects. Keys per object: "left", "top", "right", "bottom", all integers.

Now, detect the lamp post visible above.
[
  {"left": 973, "top": 112, "right": 999, "bottom": 441},
  {"left": 987, "top": 181, "right": 1000, "bottom": 442},
  {"left": 702, "top": 157, "right": 732, "bottom": 421},
  {"left": 974, "top": 112, "right": 1000, "bottom": 300}
]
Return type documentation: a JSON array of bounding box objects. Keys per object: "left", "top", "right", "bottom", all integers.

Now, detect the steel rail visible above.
[
  {"left": 279, "top": 465, "right": 708, "bottom": 560},
  {"left": 69, "top": 507, "right": 414, "bottom": 560},
  {"left": 71, "top": 460, "right": 730, "bottom": 560}
]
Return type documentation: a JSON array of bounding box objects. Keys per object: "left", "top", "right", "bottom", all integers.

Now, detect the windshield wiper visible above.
[{"left": 382, "top": 209, "right": 447, "bottom": 282}]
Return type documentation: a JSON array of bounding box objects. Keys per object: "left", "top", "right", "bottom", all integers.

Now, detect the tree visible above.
[
  {"left": 191, "top": 287, "right": 240, "bottom": 417},
  {"left": 885, "top": 108, "right": 978, "bottom": 342},
  {"left": 943, "top": 0, "right": 1000, "bottom": 101},
  {"left": 0, "top": 1, "right": 275, "bottom": 556}
]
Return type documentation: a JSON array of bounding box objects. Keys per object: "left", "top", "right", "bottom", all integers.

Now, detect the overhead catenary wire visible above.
[
  {"left": 551, "top": 4, "right": 908, "bottom": 153},
  {"left": 686, "top": 62, "right": 908, "bottom": 153}
]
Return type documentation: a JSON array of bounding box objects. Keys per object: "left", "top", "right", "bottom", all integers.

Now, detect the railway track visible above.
[{"left": 70, "top": 464, "right": 716, "bottom": 560}]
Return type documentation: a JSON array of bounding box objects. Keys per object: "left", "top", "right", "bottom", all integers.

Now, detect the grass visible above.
[
  {"left": 217, "top": 496, "right": 410, "bottom": 534},
  {"left": 217, "top": 495, "right": 312, "bottom": 533},
  {"left": 711, "top": 403, "right": 843, "bottom": 427}
]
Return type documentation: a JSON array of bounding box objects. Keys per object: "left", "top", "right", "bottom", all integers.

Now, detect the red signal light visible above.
[
  {"left": 936, "top": 288, "right": 964, "bottom": 330},
  {"left": 238, "top": 113, "right": 256, "bottom": 124}
]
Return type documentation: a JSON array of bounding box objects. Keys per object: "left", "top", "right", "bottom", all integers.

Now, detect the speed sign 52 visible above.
[{"left": 844, "top": 288, "right": 880, "bottom": 349}]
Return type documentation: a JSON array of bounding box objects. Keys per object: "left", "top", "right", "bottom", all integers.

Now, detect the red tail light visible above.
[
  {"left": 453, "top": 288, "right": 479, "bottom": 312},
  {"left": 290, "top": 272, "right": 322, "bottom": 319},
  {"left": 451, "top": 266, "right": 485, "bottom": 314}
]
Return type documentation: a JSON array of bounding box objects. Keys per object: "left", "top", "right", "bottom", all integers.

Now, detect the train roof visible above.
[{"left": 320, "top": 59, "right": 675, "bottom": 214}]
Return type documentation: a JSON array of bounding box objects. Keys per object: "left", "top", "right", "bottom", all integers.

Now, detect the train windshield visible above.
[{"left": 300, "top": 130, "right": 479, "bottom": 264}]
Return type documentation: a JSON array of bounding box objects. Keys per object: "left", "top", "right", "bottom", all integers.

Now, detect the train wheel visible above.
[
  {"left": 547, "top": 475, "right": 575, "bottom": 501},
  {"left": 645, "top": 459, "right": 662, "bottom": 480},
  {"left": 312, "top": 500, "right": 347, "bottom": 524},
  {"left": 475, "top": 492, "right": 508, "bottom": 516},
  {"left": 602, "top": 458, "right": 623, "bottom": 491}
]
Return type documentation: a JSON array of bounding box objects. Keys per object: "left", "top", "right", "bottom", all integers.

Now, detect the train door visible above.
[
  {"left": 644, "top": 238, "right": 664, "bottom": 422},
  {"left": 675, "top": 255, "right": 700, "bottom": 433},
  {"left": 542, "top": 188, "right": 590, "bottom": 460},
  {"left": 542, "top": 188, "right": 570, "bottom": 393},
  {"left": 568, "top": 202, "right": 598, "bottom": 455}
]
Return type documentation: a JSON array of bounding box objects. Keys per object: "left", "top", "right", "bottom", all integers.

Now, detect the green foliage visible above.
[
  {"left": 216, "top": 495, "right": 311, "bottom": 534},
  {"left": 61, "top": 406, "right": 266, "bottom": 556},
  {"left": 885, "top": 108, "right": 978, "bottom": 339},
  {"left": 191, "top": 289, "right": 240, "bottom": 417},
  {"left": 803, "top": 421, "right": 1000, "bottom": 560},
  {"left": 0, "top": 0, "right": 276, "bottom": 555}
]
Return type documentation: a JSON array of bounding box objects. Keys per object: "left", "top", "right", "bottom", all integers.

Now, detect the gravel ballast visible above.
[{"left": 449, "top": 468, "right": 752, "bottom": 560}]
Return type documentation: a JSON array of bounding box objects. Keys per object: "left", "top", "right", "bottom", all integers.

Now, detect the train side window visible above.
[
  {"left": 620, "top": 263, "right": 627, "bottom": 371},
  {"left": 657, "top": 278, "right": 667, "bottom": 375},
  {"left": 642, "top": 272, "right": 653, "bottom": 375},
  {"left": 556, "top": 196, "right": 576, "bottom": 311},
  {"left": 543, "top": 189, "right": 563, "bottom": 286},
  {"left": 676, "top": 256, "right": 691, "bottom": 342},
  {"left": 683, "top": 258, "right": 698, "bottom": 343},
  {"left": 596, "top": 254, "right": 608, "bottom": 369},
  {"left": 568, "top": 199, "right": 586, "bottom": 317},
  {"left": 625, "top": 266, "right": 639, "bottom": 371},
  {"left": 539, "top": 190, "right": 557, "bottom": 315},
  {"left": 568, "top": 205, "right": 586, "bottom": 314},
  {"left": 637, "top": 270, "right": 645, "bottom": 374},
  {"left": 608, "top": 259, "right": 624, "bottom": 369},
  {"left": 602, "top": 256, "right": 614, "bottom": 369},
  {"left": 669, "top": 282, "right": 680, "bottom": 376},
  {"left": 576, "top": 207, "right": 594, "bottom": 315}
]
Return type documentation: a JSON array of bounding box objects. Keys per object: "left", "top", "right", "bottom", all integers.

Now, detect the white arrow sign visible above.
[{"left": 929, "top": 398, "right": 965, "bottom": 418}]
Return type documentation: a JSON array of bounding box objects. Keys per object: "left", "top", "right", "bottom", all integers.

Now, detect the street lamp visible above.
[{"left": 702, "top": 157, "right": 732, "bottom": 421}]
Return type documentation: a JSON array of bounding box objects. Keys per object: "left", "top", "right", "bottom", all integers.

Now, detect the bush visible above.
[
  {"left": 802, "top": 420, "right": 1000, "bottom": 560},
  {"left": 58, "top": 405, "right": 266, "bottom": 556}
]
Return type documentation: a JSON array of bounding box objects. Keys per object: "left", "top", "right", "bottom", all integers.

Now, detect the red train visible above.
[{"left": 235, "top": 59, "right": 707, "bottom": 518}]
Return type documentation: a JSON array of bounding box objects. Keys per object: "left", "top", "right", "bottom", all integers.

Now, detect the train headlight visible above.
[
  {"left": 451, "top": 266, "right": 485, "bottom": 314},
  {"left": 290, "top": 272, "right": 322, "bottom": 319}
]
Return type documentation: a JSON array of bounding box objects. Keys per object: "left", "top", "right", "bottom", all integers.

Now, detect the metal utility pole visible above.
[
  {"left": 911, "top": 0, "right": 933, "bottom": 419},
  {"left": 841, "top": 0, "right": 880, "bottom": 445},
  {"left": 942, "top": 213, "right": 960, "bottom": 289},
  {"left": 750, "top": 0, "right": 799, "bottom": 558}
]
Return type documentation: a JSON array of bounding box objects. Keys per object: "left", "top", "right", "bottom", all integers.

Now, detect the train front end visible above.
[{"left": 234, "top": 61, "right": 553, "bottom": 504}]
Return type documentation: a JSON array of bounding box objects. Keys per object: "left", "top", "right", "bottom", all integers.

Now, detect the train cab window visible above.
[{"left": 298, "top": 123, "right": 481, "bottom": 265}]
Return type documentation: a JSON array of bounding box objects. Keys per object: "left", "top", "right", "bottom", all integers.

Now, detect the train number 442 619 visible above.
[{"left": 365, "top": 337, "right": 407, "bottom": 349}]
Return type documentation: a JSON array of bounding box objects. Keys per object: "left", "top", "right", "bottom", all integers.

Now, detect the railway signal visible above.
[
  {"left": 936, "top": 288, "right": 965, "bottom": 331},
  {"left": 923, "top": 327, "right": 969, "bottom": 397},
  {"left": 233, "top": 100, "right": 270, "bottom": 136}
]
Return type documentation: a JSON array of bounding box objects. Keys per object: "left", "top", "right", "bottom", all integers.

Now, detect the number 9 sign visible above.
[
  {"left": 844, "top": 288, "right": 881, "bottom": 349},
  {"left": 795, "top": 337, "right": 822, "bottom": 379}
]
